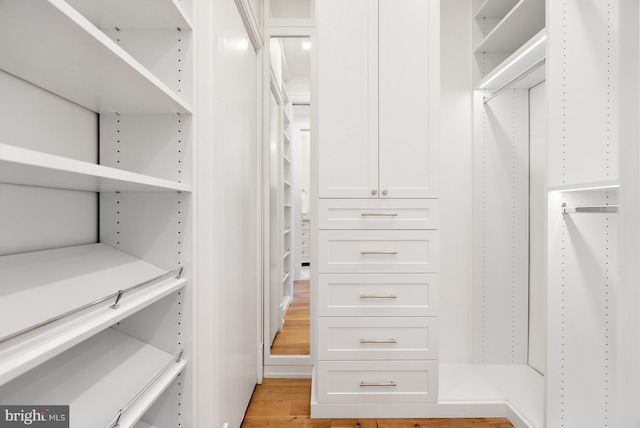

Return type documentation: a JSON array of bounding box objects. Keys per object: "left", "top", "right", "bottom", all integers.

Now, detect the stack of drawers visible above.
[{"left": 316, "top": 199, "right": 440, "bottom": 405}]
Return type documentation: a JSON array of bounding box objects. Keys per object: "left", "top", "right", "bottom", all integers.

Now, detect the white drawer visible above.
[
  {"left": 318, "top": 317, "right": 438, "bottom": 360},
  {"left": 302, "top": 238, "right": 310, "bottom": 248},
  {"left": 317, "top": 361, "right": 439, "bottom": 404},
  {"left": 302, "top": 248, "right": 310, "bottom": 258},
  {"left": 319, "top": 199, "right": 438, "bottom": 230},
  {"left": 318, "top": 274, "right": 438, "bottom": 316},
  {"left": 318, "top": 230, "right": 439, "bottom": 273},
  {"left": 302, "top": 219, "right": 310, "bottom": 230},
  {"left": 302, "top": 229, "right": 310, "bottom": 239}
]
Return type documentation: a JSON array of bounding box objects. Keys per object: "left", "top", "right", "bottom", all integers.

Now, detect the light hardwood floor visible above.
[
  {"left": 241, "top": 379, "right": 515, "bottom": 428},
  {"left": 271, "top": 280, "right": 310, "bottom": 355}
]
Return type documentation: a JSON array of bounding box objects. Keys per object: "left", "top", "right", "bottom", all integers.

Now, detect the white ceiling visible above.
[{"left": 280, "top": 37, "right": 311, "bottom": 83}]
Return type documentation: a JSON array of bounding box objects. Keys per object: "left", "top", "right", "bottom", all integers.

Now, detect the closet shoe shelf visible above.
[
  {"left": 0, "top": 328, "right": 187, "bottom": 428},
  {"left": 0, "top": 143, "right": 192, "bottom": 193},
  {"left": 0, "top": 243, "right": 186, "bottom": 385},
  {"left": 0, "top": 0, "right": 192, "bottom": 114}
]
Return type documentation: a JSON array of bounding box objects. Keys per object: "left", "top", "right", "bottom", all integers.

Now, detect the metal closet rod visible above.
[
  {"left": 0, "top": 266, "right": 183, "bottom": 345},
  {"left": 483, "top": 57, "right": 546, "bottom": 104},
  {"left": 561, "top": 203, "right": 619, "bottom": 214},
  {"left": 109, "top": 349, "right": 184, "bottom": 428}
]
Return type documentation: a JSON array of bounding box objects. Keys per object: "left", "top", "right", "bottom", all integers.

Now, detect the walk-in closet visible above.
[{"left": 1, "top": 0, "right": 639, "bottom": 427}]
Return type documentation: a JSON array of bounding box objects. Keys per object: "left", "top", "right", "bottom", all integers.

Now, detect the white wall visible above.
[
  {"left": 196, "top": 0, "right": 259, "bottom": 426},
  {"left": 439, "top": 0, "right": 474, "bottom": 362}
]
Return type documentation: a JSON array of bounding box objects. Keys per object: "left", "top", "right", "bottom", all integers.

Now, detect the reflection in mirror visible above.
[{"left": 268, "top": 37, "right": 311, "bottom": 356}]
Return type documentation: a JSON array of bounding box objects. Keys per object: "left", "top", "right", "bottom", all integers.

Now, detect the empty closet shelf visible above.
[
  {"left": 0, "top": 143, "right": 192, "bottom": 192},
  {"left": 0, "top": 328, "right": 187, "bottom": 428},
  {"left": 561, "top": 204, "right": 619, "bottom": 214},
  {"left": 0, "top": 243, "right": 186, "bottom": 385},
  {"left": 64, "top": 0, "right": 192, "bottom": 31},
  {"left": 0, "top": 0, "right": 191, "bottom": 114}
]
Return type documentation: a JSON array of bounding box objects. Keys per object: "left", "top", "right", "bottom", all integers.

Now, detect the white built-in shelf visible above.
[
  {"left": 474, "top": 0, "right": 545, "bottom": 54},
  {"left": 284, "top": 229, "right": 291, "bottom": 235},
  {"left": 135, "top": 423, "right": 156, "bottom": 428},
  {"left": 0, "top": 0, "right": 192, "bottom": 114},
  {"left": 65, "top": 0, "right": 193, "bottom": 31},
  {"left": 283, "top": 154, "right": 291, "bottom": 164},
  {"left": 0, "top": 328, "right": 186, "bottom": 428},
  {"left": 475, "top": 0, "right": 519, "bottom": 19},
  {"left": 283, "top": 272, "right": 290, "bottom": 283},
  {"left": 0, "top": 243, "right": 186, "bottom": 385},
  {"left": 548, "top": 181, "right": 620, "bottom": 193},
  {"left": 0, "top": 143, "right": 191, "bottom": 193},
  {"left": 284, "top": 251, "right": 291, "bottom": 259},
  {"left": 284, "top": 179, "right": 292, "bottom": 187},
  {"left": 476, "top": 29, "right": 546, "bottom": 90},
  {"left": 284, "top": 204, "right": 292, "bottom": 208},
  {"left": 283, "top": 108, "right": 292, "bottom": 125},
  {"left": 283, "top": 132, "right": 292, "bottom": 144}
]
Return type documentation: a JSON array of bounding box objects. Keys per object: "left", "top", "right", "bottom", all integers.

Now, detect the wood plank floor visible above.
[
  {"left": 271, "top": 280, "right": 310, "bottom": 355},
  {"left": 241, "top": 379, "right": 514, "bottom": 428}
]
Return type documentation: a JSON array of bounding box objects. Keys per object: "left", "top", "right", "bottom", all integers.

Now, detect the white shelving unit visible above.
[
  {"left": 282, "top": 83, "right": 294, "bottom": 311},
  {"left": 0, "top": 0, "right": 194, "bottom": 426},
  {"left": 0, "top": 328, "right": 186, "bottom": 428},
  {"left": 473, "top": 0, "right": 545, "bottom": 82}
]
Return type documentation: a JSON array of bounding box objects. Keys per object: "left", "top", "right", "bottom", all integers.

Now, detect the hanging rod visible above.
[
  {"left": 109, "top": 350, "right": 184, "bottom": 427},
  {"left": 483, "top": 58, "right": 546, "bottom": 104},
  {"left": 0, "top": 267, "right": 183, "bottom": 345},
  {"left": 561, "top": 203, "right": 619, "bottom": 214}
]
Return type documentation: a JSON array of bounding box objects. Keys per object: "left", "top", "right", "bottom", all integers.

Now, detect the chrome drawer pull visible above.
[
  {"left": 360, "top": 294, "right": 397, "bottom": 299},
  {"left": 361, "top": 213, "right": 398, "bottom": 217},
  {"left": 360, "top": 381, "right": 397, "bottom": 387},
  {"left": 360, "top": 251, "right": 398, "bottom": 255},
  {"left": 360, "top": 338, "right": 397, "bottom": 344}
]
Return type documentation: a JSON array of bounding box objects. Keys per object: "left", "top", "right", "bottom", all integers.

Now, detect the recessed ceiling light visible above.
[{"left": 302, "top": 41, "right": 311, "bottom": 50}]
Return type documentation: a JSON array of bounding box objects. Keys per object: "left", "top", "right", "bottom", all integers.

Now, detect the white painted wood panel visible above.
[
  {"left": 317, "top": 361, "right": 439, "bottom": 404},
  {"left": 379, "top": 0, "right": 438, "bottom": 199},
  {"left": 318, "top": 317, "right": 438, "bottom": 360},
  {"left": 0, "top": 185, "right": 97, "bottom": 256},
  {"left": 472, "top": 89, "right": 529, "bottom": 364},
  {"left": 318, "top": 199, "right": 438, "bottom": 230},
  {"left": 528, "top": 81, "right": 546, "bottom": 374},
  {"left": 318, "top": 230, "right": 439, "bottom": 274},
  {"left": 318, "top": 0, "right": 378, "bottom": 198},
  {"left": 547, "top": 0, "right": 619, "bottom": 188},
  {"left": 547, "top": 190, "right": 618, "bottom": 428},
  {"left": 318, "top": 274, "right": 438, "bottom": 317}
]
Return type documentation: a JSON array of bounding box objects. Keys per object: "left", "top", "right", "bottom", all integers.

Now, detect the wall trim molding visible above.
[{"left": 234, "top": 0, "right": 264, "bottom": 52}]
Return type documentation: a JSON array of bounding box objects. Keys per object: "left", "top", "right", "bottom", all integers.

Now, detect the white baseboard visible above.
[{"left": 264, "top": 364, "right": 313, "bottom": 378}]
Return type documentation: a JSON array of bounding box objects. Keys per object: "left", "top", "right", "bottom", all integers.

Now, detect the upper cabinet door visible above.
[
  {"left": 318, "top": 0, "right": 379, "bottom": 198},
  {"left": 378, "top": 0, "right": 439, "bottom": 198}
]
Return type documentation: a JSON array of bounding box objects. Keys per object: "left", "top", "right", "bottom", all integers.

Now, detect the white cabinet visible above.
[
  {"left": 318, "top": 0, "right": 438, "bottom": 199},
  {"left": 314, "top": 0, "right": 440, "bottom": 415}
]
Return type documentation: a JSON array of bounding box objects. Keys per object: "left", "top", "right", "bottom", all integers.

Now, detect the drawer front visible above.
[
  {"left": 318, "top": 274, "right": 438, "bottom": 317},
  {"left": 318, "top": 230, "right": 439, "bottom": 273},
  {"left": 317, "top": 361, "right": 439, "bottom": 404},
  {"left": 302, "top": 229, "right": 310, "bottom": 239},
  {"left": 302, "top": 248, "right": 310, "bottom": 258},
  {"left": 302, "top": 238, "right": 310, "bottom": 248},
  {"left": 319, "top": 199, "right": 438, "bottom": 230},
  {"left": 302, "top": 219, "right": 310, "bottom": 230},
  {"left": 318, "top": 317, "right": 438, "bottom": 360}
]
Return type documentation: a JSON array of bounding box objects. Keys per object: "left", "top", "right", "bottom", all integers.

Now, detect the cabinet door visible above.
[
  {"left": 378, "top": 0, "right": 439, "bottom": 198},
  {"left": 318, "top": 0, "right": 378, "bottom": 198}
]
